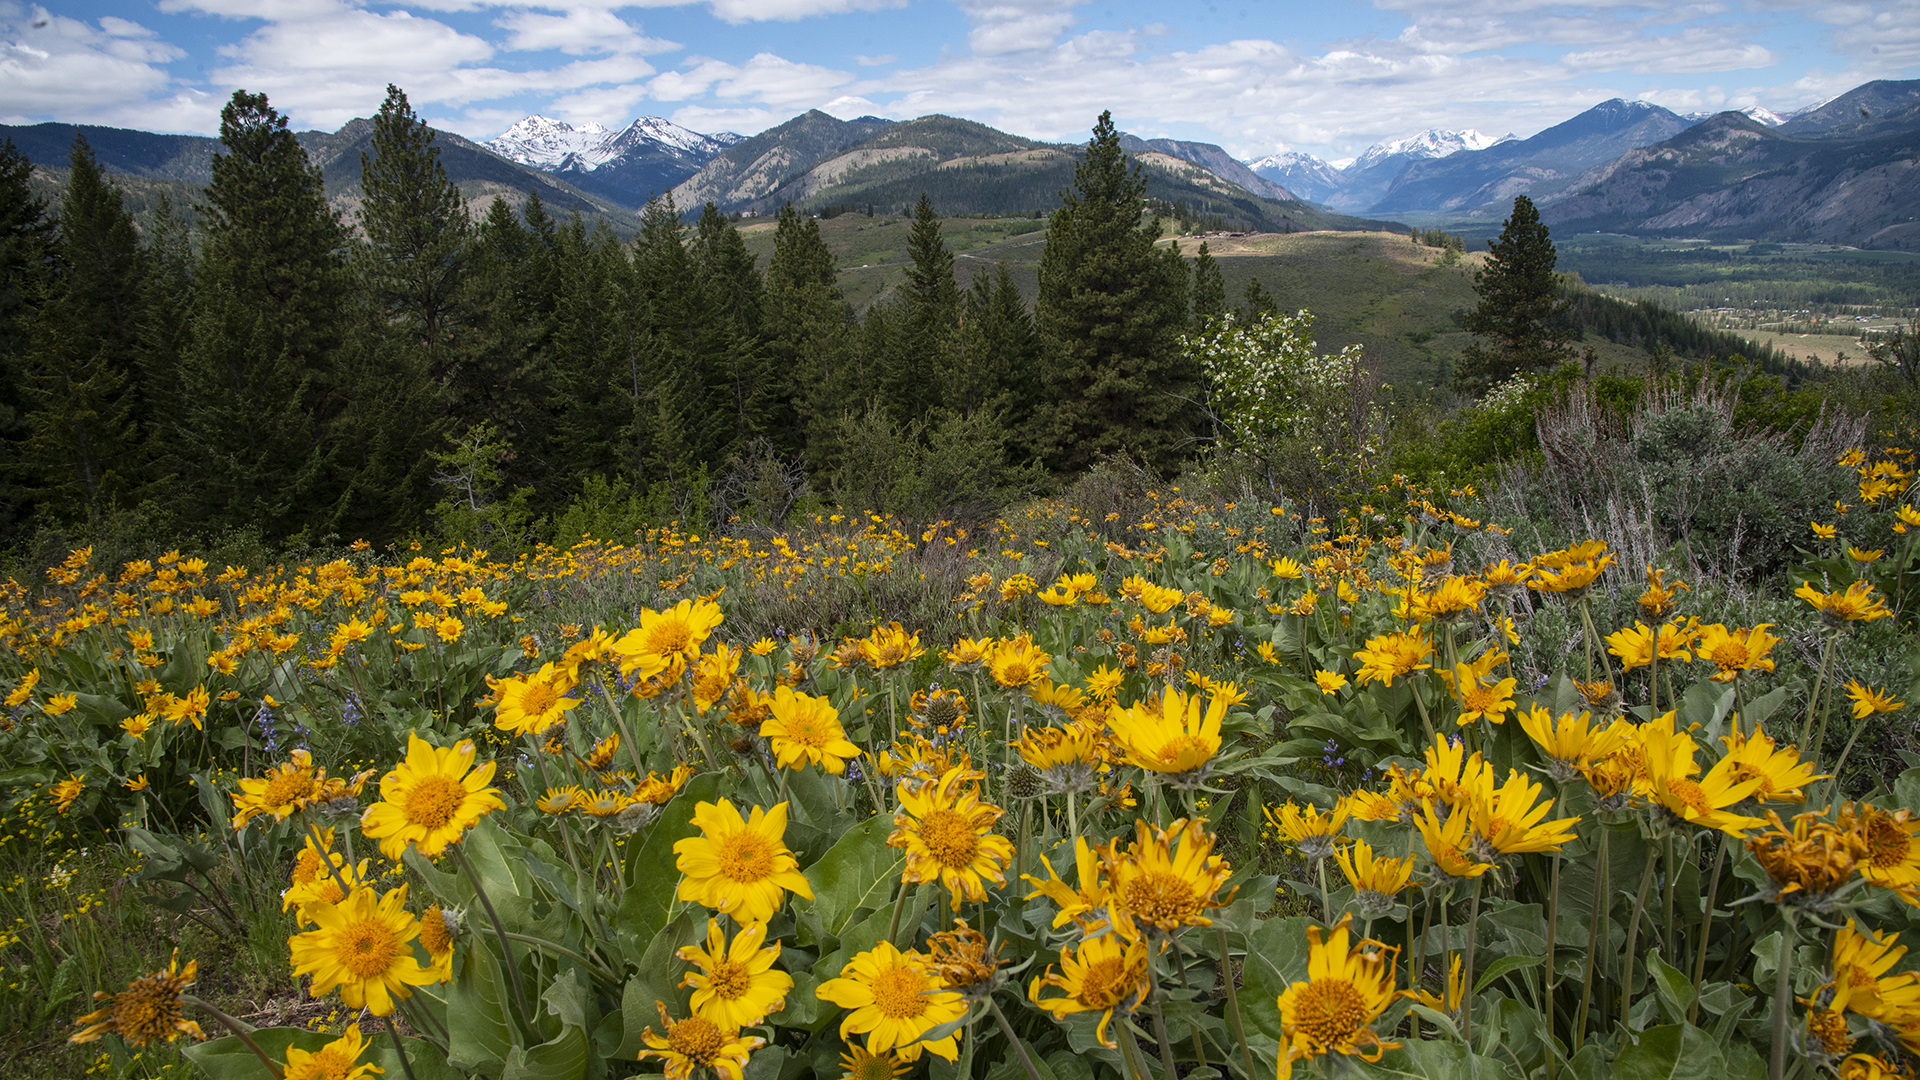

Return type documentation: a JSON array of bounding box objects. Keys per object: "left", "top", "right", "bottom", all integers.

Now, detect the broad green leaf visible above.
[
  {"left": 1355, "top": 1038, "right": 1522, "bottom": 1080},
  {"left": 184, "top": 1028, "right": 329, "bottom": 1080},
  {"left": 1646, "top": 951, "right": 1695, "bottom": 1024},
  {"left": 446, "top": 938, "right": 514, "bottom": 1074},
  {"left": 615, "top": 912, "right": 703, "bottom": 1058},
  {"left": 794, "top": 814, "right": 907, "bottom": 938},
  {"left": 370, "top": 1035, "right": 467, "bottom": 1080},
  {"left": 1475, "top": 953, "right": 1544, "bottom": 994},
  {"left": 615, "top": 771, "right": 726, "bottom": 955},
  {"left": 501, "top": 1021, "right": 588, "bottom": 1080},
  {"left": 1611, "top": 1024, "right": 1726, "bottom": 1080}
]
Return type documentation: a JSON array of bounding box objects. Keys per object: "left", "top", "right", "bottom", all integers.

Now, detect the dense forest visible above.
[{"left": 0, "top": 86, "right": 1819, "bottom": 560}]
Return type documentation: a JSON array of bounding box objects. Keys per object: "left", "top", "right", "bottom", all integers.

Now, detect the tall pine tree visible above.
[
  {"left": 172, "top": 90, "right": 349, "bottom": 538},
  {"left": 693, "top": 202, "right": 771, "bottom": 456},
  {"left": 886, "top": 192, "right": 959, "bottom": 419},
  {"left": 17, "top": 135, "right": 149, "bottom": 525},
  {"left": 0, "top": 139, "right": 53, "bottom": 540},
  {"left": 359, "top": 84, "right": 470, "bottom": 380},
  {"left": 1455, "top": 195, "right": 1573, "bottom": 393},
  {"left": 763, "top": 203, "right": 852, "bottom": 469},
  {"left": 1191, "top": 241, "right": 1225, "bottom": 327},
  {"left": 1036, "top": 111, "right": 1196, "bottom": 474}
]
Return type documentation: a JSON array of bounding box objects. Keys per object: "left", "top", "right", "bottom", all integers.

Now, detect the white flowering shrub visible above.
[{"left": 1186, "top": 310, "right": 1366, "bottom": 446}]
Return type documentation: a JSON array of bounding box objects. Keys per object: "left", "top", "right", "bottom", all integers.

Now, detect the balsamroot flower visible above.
[
  {"left": 70, "top": 950, "right": 204, "bottom": 1046},
  {"left": 282, "top": 1023, "right": 382, "bottom": 1080},
  {"left": 760, "top": 688, "right": 861, "bottom": 775},
  {"left": 288, "top": 884, "right": 441, "bottom": 1015},
  {"left": 890, "top": 766, "right": 1015, "bottom": 903},
  {"left": 816, "top": 940, "right": 966, "bottom": 1063},
  {"left": 677, "top": 918, "right": 793, "bottom": 1030},
  {"left": 360, "top": 732, "right": 505, "bottom": 860},
  {"left": 1029, "top": 929, "right": 1151, "bottom": 1048},
  {"left": 1275, "top": 917, "right": 1409, "bottom": 1071},
  {"left": 673, "top": 799, "right": 814, "bottom": 925},
  {"left": 638, "top": 1001, "right": 764, "bottom": 1080}
]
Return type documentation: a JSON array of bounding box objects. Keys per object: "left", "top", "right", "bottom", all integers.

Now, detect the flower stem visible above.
[
  {"left": 1689, "top": 837, "right": 1728, "bottom": 1025},
  {"left": 1618, "top": 844, "right": 1659, "bottom": 1026},
  {"left": 452, "top": 843, "right": 534, "bottom": 1040},
  {"left": 988, "top": 999, "right": 1046, "bottom": 1080},
  {"left": 1216, "top": 926, "right": 1258, "bottom": 1080},
  {"left": 1771, "top": 913, "right": 1797, "bottom": 1080},
  {"left": 886, "top": 874, "right": 914, "bottom": 948},
  {"left": 1462, "top": 877, "right": 1482, "bottom": 1042},
  {"left": 1574, "top": 827, "right": 1609, "bottom": 1051},
  {"left": 386, "top": 1019, "right": 421, "bottom": 1080},
  {"left": 1145, "top": 938, "right": 1181, "bottom": 1079},
  {"left": 181, "top": 996, "right": 283, "bottom": 1080}
]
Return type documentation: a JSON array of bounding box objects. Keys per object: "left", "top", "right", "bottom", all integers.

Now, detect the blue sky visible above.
[{"left": 5, "top": 0, "right": 1917, "bottom": 162}]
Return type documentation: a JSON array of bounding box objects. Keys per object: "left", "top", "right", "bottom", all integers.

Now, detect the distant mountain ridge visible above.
[
  {"left": 657, "top": 111, "right": 1391, "bottom": 234},
  {"left": 485, "top": 115, "right": 742, "bottom": 206},
  {"left": 1538, "top": 80, "right": 1920, "bottom": 248},
  {"left": 1248, "top": 151, "right": 1343, "bottom": 204},
  {"left": 1116, "top": 134, "right": 1298, "bottom": 200},
  {"left": 1370, "top": 99, "right": 1700, "bottom": 214},
  {"left": 0, "top": 117, "right": 637, "bottom": 229}
]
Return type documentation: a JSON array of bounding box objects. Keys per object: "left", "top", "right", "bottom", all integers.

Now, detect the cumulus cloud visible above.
[
  {"left": 495, "top": 8, "right": 679, "bottom": 55},
  {"left": 0, "top": 6, "right": 215, "bottom": 130}
]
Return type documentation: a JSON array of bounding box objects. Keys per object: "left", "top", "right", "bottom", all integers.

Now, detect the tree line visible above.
[{"left": 0, "top": 90, "right": 1267, "bottom": 551}]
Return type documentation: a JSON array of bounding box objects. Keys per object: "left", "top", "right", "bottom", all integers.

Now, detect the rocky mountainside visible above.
[
  {"left": 1318, "top": 129, "right": 1510, "bottom": 210},
  {"left": 667, "top": 112, "right": 1389, "bottom": 233},
  {"left": 1249, "top": 151, "right": 1343, "bottom": 204},
  {"left": 2, "top": 117, "right": 634, "bottom": 226},
  {"left": 485, "top": 115, "right": 742, "bottom": 206},
  {"left": 1539, "top": 101, "right": 1920, "bottom": 248},
  {"left": 1370, "top": 99, "right": 1698, "bottom": 214},
  {"left": 1117, "top": 134, "right": 1297, "bottom": 200}
]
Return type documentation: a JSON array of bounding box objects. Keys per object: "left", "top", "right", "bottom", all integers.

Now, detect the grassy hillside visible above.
[{"left": 737, "top": 218, "right": 1664, "bottom": 394}]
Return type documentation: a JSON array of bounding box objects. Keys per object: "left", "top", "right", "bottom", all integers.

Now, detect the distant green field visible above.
[
  {"left": 740, "top": 217, "right": 1670, "bottom": 396},
  {"left": 1556, "top": 233, "right": 1920, "bottom": 312}
]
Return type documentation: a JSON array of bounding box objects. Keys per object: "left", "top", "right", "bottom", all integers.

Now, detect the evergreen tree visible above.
[
  {"left": 0, "top": 139, "right": 53, "bottom": 539},
  {"left": 358, "top": 84, "right": 470, "bottom": 381},
  {"left": 955, "top": 261, "right": 1043, "bottom": 458},
  {"left": 1191, "top": 241, "right": 1226, "bottom": 327},
  {"left": 693, "top": 202, "right": 771, "bottom": 454},
  {"left": 1456, "top": 195, "right": 1573, "bottom": 393},
  {"left": 16, "top": 135, "right": 149, "bottom": 524},
  {"left": 763, "top": 203, "right": 852, "bottom": 467},
  {"left": 462, "top": 193, "right": 559, "bottom": 497},
  {"left": 889, "top": 192, "right": 959, "bottom": 418},
  {"left": 1239, "top": 276, "right": 1277, "bottom": 322},
  {"left": 1036, "top": 111, "right": 1197, "bottom": 474},
  {"left": 172, "top": 89, "right": 349, "bottom": 537},
  {"left": 631, "top": 193, "right": 723, "bottom": 486},
  {"left": 547, "top": 218, "right": 641, "bottom": 490}
]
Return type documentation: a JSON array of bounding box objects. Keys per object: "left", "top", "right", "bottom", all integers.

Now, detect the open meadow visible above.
[{"left": 6, "top": 439, "right": 1920, "bottom": 1080}]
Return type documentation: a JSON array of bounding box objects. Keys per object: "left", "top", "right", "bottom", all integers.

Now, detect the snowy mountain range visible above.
[
  {"left": 1349, "top": 128, "right": 1512, "bottom": 172},
  {"left": 485, "top": 115, "right": 743, "bottom": 207}
]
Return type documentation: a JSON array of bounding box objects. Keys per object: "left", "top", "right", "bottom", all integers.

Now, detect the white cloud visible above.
[
  {"left": 650, "top": 51, "right": 854, "bottom": 111},
  {"left": 0, "top": 6, "right": 213, "bottom": 130},
  {"left": 855, "top": 52, "right": 896, "bottom": 65},
  {"left": 495, "top": 8, "right": 678, "bottom": 56},
  {"left": 614, "top": 0, "right": 907, "bottom": 22},
  {"left": 1562, "top": 27, "right": 1778, "bottom": 73}
]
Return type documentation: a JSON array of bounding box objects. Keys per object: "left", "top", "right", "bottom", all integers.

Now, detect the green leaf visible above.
[
  {"left": 1475, "top": 953, "right": 1544, "bottom": 994},
  {"left": 615, "top": 912, "right": 704, "bottom": 1058},
  {"left": 184, "top": 1028, "right": 329, "bottom": 1080},
  {"left": 1647, "top": 951, "right": 1695, "bottom": 1024},
  {"left": 500, "top": 1020, "right": 588, "bottom": 1080},
  {"left": 1611, "top": 1024, "right": 1727, "bottom": 1080},
  {"left": 446, "top": 937, "right": 514, "bottom": 1074},
  {"left": 1895, "top": 766, "right": 1920, "bottom": 816},
  {"left": 794, "top": 814, "right": 907, "bottom": 939},
  {"left": 370, "top": 1035, "right": 467, "bottom": 1080},
  {"left": 1355, "top": 1038, "right": 1522, "bottom": 1080},
  {"left": 615, "top": 771, "right": 727, "bottom": 956}
]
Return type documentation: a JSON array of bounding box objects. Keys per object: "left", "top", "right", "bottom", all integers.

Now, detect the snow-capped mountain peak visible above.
[
  {"left": 486, "top": 114, "right": 734, "bottom": 174},
  {"left": 1350, "top": 128, "right": 1511, "bottom": 172},
  {"left": 1741, "top": 106, "right": 1787, "bottom": 127}
]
